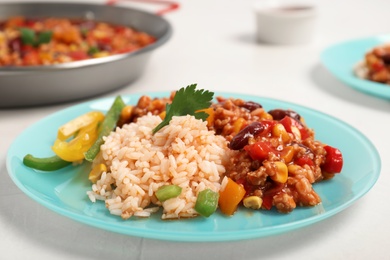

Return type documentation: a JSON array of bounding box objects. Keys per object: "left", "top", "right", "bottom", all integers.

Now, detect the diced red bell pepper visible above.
[
  {"left": 69, "top": 51, "right": 89, "bottom": 61},
  {"left": 244, "top": 141, "right": 274, "bottom": 161},
  {"left": 22, "top": 49, "right": 40, "bottom": 65},
  {"left": 262, "top": 195, "right": 273, "bottom": 210},
  {"left": 280, "top": 116, "right": 310, "bottom": 140},
  {"left": 235, "top": 177, "right": 251, "bottom": 196},
  {"left": 322, "top": 145, "right": 343, "bottom": 173},
  {"left": 22, "top": 44, "right": 34, "bottom": 51},
  {"left": 295, "top": 155, "right": 314, "bottom": 167},
  {"left": 371, "top": 62, "right": 385, "bottom": 72},
  {"left": 99, "top": 37, "right": 112, "bottom": 45},
  {"left": 259, "top": 120, "right": 276, "bottom": 137},
  {"left": 25, "top": 19, "right": 37, "bottom": 27}
]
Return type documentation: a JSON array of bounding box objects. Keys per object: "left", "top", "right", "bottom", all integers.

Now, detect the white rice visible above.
[
  {"left": 354, "top": 61, "right": 369, "bottom": 79},
  {"left": 87, "top": 114, "right": 229, "bottom": 219}
]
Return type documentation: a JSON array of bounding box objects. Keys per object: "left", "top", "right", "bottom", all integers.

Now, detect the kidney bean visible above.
[
  {"left": 8, "top": 38, "right": 22, "bottom": 53},
  {"left": 240, "top": 101, "right": 262, "bottom": 111},
  {"left": 229, "top": 121, "right": 264, "bottom": 150},
  {"left": 268, "top": 109, "right": 301, "bottom": 121},
  {"left": 382, "top": 53, "right": 390, "bottom": 65},
  {"left": 97, "top": 42, "right": 112, "bottom": 52}
]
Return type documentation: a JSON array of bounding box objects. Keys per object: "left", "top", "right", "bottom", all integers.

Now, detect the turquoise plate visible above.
[
  {"left": 6, "top": 93, "right": 381, "bottom": 242},
  {"left": 321, "top": 35, "right": 390, "bottom": 99}
]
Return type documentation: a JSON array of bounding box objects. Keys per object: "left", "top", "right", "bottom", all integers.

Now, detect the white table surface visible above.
[{"left": 1, "top": 0, "right": 389, "bottom": 259}]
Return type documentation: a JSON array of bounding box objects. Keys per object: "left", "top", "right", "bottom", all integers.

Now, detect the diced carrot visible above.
[{"left": 219, "top": 177, "right": 246, "bottom": 216}]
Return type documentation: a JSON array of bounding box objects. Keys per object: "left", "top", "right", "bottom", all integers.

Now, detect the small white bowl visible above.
[{"left": 254, "top": 1, "right": 318, "bottom": 45}]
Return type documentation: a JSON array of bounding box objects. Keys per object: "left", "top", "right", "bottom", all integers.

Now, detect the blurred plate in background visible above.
[
  {"left": 0, "top": 2, "right": 172, "bottom": 108},
  {"left": 321, "top": 35, "right": 390, "bottom": 100}
]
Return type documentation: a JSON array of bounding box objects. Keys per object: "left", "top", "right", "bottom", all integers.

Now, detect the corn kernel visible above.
[
  {"left": 69, "top": 44, "right": 77, "bottom": 51},
  {"left": 272, "top": 123, "right": 291, "bottom": 143},
  {"left": 93, "top": 51, "right": 110, "bottom": 58},
  {"left": 243, "top": 196, "right": 263, "bottom": 209},
  {"left": 89, "top": 164, "right": 107, "bottom": 183},
  {"left": 269, "top": 161, "right": 288, "bottom": 183},
  {"left": 287, "top": 164, "right": 302, "bottom": 175}
]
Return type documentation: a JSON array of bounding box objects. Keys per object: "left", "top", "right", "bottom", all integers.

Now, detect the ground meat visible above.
[
  {"left": 211, "top": 97, "right": 271, "bottom": 141},
  {"left": 273, "top": 192, "right": 296, "bottom": 213},
  {"left": 287, "top": 175, "right": 321, "bottom": 207},
  {"left": 247, "top": 167, "right": 268, "bottom": 186},
  {"left": 302, "top": 138, "right": 328, "bottom": 181},
  {"left": 126, "top": 92, "right": 175, "bottom": 123}
]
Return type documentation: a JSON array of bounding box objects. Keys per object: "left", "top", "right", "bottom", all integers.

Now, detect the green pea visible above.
[
  {"left": 195, "top": 189, "right": 219, "bottom": 217},
  {"left": 155, "top": 185, "right": 182, "bottom": 202}
]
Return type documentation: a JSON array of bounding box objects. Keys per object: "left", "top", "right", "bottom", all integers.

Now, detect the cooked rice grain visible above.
[{"left": 88, "top": 114, "right": 229, "bottom": 219}]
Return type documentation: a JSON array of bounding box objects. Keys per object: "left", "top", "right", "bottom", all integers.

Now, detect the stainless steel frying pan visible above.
[{"left": 0, "top": 2, "right": 172, "bottom": 108}]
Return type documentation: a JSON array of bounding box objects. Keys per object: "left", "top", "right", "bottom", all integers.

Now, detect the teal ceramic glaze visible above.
[
  {"left": 321, "top": 35, "right": 390, "bottom": 99},
  {"left": 6, "top": 93, "right": 381, "bottom": 242}
]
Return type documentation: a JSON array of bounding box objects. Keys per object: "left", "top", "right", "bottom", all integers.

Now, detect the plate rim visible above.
[{"left": 6, "top": 92, "right": 382, "bottom": 242}]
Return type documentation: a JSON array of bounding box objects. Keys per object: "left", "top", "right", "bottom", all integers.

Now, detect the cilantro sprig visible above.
[
  {"left": 20, "top": 28, "right": 53, "bottom": 47},
  {"left": 152, "top": 84, "right": 214, "bottom": 134}
]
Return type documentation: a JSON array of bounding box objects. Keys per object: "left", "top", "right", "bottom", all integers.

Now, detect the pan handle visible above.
[{"left": 106, "top": 0, "right": 180, "bottom": 15}]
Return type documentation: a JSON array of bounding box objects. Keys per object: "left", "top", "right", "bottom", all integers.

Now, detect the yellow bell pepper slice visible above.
[
  {"left": 89, "top": 163, "right": 107, "bottom": 183},
  {"left": 52, "top": 121, "right": 101, "bottom": 162},
  {"left": 57, "top": 111, "right": 105, "bottom": 141}
]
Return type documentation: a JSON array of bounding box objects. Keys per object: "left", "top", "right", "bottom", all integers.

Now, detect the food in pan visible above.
[
  {"left": 355, "top": 43, "right": 390, "bottom": 85},
  {"left": 23, "top": 85, "right": 344, "bottom": 219},
  {"left": 0, "top": 16, "right": 156, "bottom": 66}
]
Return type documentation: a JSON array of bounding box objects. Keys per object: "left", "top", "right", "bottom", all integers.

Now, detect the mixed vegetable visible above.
[
  {"left": 0, "top": 16, "right": 156, "bottom": 66},
  {"left": 22, "top": 84, "right": 344, "bottom": 218},
  {"left": 23, "top": 96, "right": 125, "bottom": 171}
]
